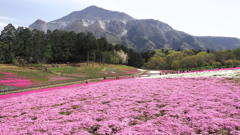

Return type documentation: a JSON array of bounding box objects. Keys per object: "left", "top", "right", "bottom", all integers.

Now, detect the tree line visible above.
[
  {"left": 0, "top": 24, "right": 144, "bottom": 67},
  {"left": 1, "top": 24, "right": 240, "bottom": 70},
  {"left": 143, "top": 49, "right": 240, "bottom": 70}
]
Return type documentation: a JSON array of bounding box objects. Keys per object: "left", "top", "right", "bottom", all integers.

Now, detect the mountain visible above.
[{"left": 29, "top": 6, "right": 240, "bottom": 52}]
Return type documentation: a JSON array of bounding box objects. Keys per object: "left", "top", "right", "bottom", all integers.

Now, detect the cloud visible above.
[
  {"left": 67, "top": 0, "right": 115, "bottom": 9},
  {"left": 0, "top": 16, "right": 24, "bottom": 31},
  {"left": 0, "top": 16, "right": 18, "bottom": 22},
  {"left": 0, "top": 22, "right": 8, "bottom": 27}
]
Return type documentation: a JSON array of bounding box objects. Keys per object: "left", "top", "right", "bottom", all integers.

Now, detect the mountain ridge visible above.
[{"left": 29, "top": 5, "right": 240, "bottom": 52}]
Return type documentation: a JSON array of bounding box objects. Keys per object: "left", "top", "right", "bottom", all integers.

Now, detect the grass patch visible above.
[
  {"left": 115, "top": 65, "right": 135, "bottom": 69},
  {"left": 83, "top": 124, "right": 101, "bottom": 134},
  {"left": 156, "top": 104, "right": 167, "bottom": 108},
  {"left": 155, "top": 110, "right": 167, "bottom": 117},
  {"left": 38, "top": 129, "right": 46, "bottom": 133},
  {"left": 129, "top": 120, "right": 138, "bottom": 126},
  {"left": 221, "top": 78, "right": 240, "bottom": 84},
  {"left": 21, "top": 112, "right": 27, "bottom": 115},
  {"left": 27, "top": 64, "right": 44, "bottom": 70},
  {"left": 77, "top": 66, "right": 104, "bottom": 73},
  {"left": 101, "top": 101, "right": 111, "bottom": 104},
  {"left": 0, "top": 85, "right": 6, "bottom": 89},
  {"left": 48, "top": 67, "right": 78, "bottom": 74},
  {"left": 59, "top": 111, "right": 72, "bottom": 115},
  {"left": 135, "top": 112, "right": 153, "bottom": 122},
  {"left": 31, "top": 116, "right": 38, "bottom": 120},
  {"left": 71, "top": 105, "right": 80, "bottom": 109},
  {"left": 136, "top": 100, "right": 149, "bottom": 103},
  {"left": 52, "top": 103, "right": 65, "bottom": 107}
]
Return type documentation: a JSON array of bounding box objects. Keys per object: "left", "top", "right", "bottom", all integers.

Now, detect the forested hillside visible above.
[
  {"left": 0, "top": 24, "right": 144, "bottom": 67},
  {"left": 143, "top": 49, "right": 240, "bottom": 70}
]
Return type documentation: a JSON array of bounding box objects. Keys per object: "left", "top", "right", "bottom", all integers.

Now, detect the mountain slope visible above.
[{"left": 29, "top": 6, "right": 240, "bottom": 52}]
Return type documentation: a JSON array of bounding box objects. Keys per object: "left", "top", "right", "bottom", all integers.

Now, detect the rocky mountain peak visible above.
[
  {"left": 54, "top": 5, "right": 135, "bottom": 23},
  {"left": 29, "top": 19, "right": 47, "bottom": 31},
  {"left": 29, "top": 6, "right": 240, "bottom": 52}
]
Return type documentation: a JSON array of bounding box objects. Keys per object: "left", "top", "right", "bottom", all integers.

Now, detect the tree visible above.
[
  {"left": 171, "top": 60, "right": 180, "bottom": 69},
  {"left": 0, "top": 41, "right": 9, "bottom": 63},
  {"left": 146, "top": 56, "right": 167, "bottom": 69},
  {"left": 31, "top": 30, "right": 46, "bottom": 63},
  {"left": 224, "top": 59, "right": 234, "bottom": 67},
  {"left": 166, "top": 51, "right": 186, "bottom": 69},
  {"left": 49, "top": 30, "right": 77, "bottom": 62},
  {"left": 111, "top": 55, "right": 120, "bottom": 64},
  {"left": 182, "top": 50, "right": 195, "bottom": 56},
  {"left": 102, "top": 51, "right": 113, "bottom": 64},
  {"left": 128, "top": 49, "right": 144, "bottom": 68},
  {"left": 215, "top": 50, "right": 233, "bottom": 64},
  {"left": 0, "top": 24, "right": 16, "bottom": 62},
  {"left": 142, "top": 51, "right": 155, "bottom": 63},
  {"left": 233, "top": 48, "right": 240, "bottom": 60},
  {"left": 43, "top": 44, "right": 52, "bottom": 63},
  {"left": 212, "top": 61, "right": 222, "bottom": 67}
]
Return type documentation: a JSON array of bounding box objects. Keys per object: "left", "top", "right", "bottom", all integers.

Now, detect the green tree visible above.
[
  {"left": 43, "top": 44, "right": 53, "bottom": 63},
  {"left": 111, "top": 55, "right": 120, "bottom": 64},
  {"left": 233, "top": 48, "right": 240, "bottom": 60},
  {"left": 15, "top": 27, "right": 33, "bottom": 61},
  {"left": 128, "top": 49, "right": 144, "bottom": 68},
  {"left": 146, "top": 55, "right": 167, "bottom": 69},
  {"left": 0, "top": 24, "right": 16, "bottom": 62},
  {"left": 0, "top": 41, "right": 9, "bottom": 63},
  {"left": 171, "top": 60, "right": 180, "bottom": 69},
  {"left": 215, "top": 50, "right": 233, "bottom": 64},
  {"left": 31, "top": 30, "right": 46, "bottom": 63},
  {"left": 166, "top": 51, "right": 186, "bottom": 69}
]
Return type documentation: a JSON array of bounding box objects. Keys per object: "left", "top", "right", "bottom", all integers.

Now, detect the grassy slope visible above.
[{"left": 0, "top": 63, "right": 141, "bottom": 91}]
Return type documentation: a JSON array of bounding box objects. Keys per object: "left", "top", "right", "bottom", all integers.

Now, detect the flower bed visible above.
[
  {"left": 144, "top": 68, "right": 240, "bottom": 78},
  {"left": 0, "top": 71, "right": 32, "bottom": 88},
  {"left": 0, "top": 77, "right": 239, "bottom": 134}
]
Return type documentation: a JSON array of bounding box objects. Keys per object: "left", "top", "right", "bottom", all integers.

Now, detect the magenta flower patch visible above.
[{"left": 0, "top": 71, "right": 32, "bottom": 88}]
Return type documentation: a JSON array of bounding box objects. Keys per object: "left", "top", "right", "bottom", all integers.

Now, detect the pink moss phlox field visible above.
[
  {"left": 0, "top": 78, "right": 239, "bottom": 134},
  {"left": 0, "top": 71, "right": 32, "bottom": 87}
]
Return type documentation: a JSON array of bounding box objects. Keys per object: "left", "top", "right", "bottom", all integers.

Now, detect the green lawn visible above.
[
  {"left": 47, "top": 65, "right": 137, "bottom": 79},
  {"left": 115, "top": 65, "right": 135, "bottom": 69},
  {"left": 48, "top": 67, "right": 78, "bottom": 74}
]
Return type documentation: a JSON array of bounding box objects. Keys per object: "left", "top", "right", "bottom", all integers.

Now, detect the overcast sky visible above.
[{"left": 0, "top": 0, "right": 239, "bottom": 38}]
